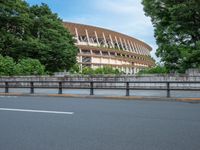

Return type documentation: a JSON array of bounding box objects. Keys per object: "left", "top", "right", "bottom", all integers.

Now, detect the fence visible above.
[{"left": 0, "top": 81, "right": 200, "bottom": 98}]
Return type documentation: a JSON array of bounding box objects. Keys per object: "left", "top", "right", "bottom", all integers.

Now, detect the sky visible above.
[{"left": 26, "top": 0, "right": 158, "bottom": 61}]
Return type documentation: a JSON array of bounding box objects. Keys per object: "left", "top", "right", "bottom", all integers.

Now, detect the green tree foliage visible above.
[
  {"left": 142, "top": 0, "right": 200, "bottom": 72},
  {"left": 82, "top": 67, "right": 95, "bottom": 75},
  {"left": 99, "top": 66, "right": 121, "bottom": 75},
  {"left": 0, "top": 55, "right": 16, "bottom": 76},
  {"left": 16, "top": 58, "right": 45, "bottom": 75},
  {"left": 94, "top": 67, "right": 104, "bottom": 74},
  {"left": 0, "top": 0, "right": 31, "bottom": 55},
  {"left": 0, "top": 55, "right": 45, "bottom": 76},
  {"left": 138, "top": 65, "right": 167, "bottom": 75},
  {"left": 69, "top": 64, "right": 80, "bottom": 74},
  {"left": 81, "top": 66, "right": 122, "bottom": 75},
  {"left": 0, "top": 0, "right": 78, "bottom": 72}
]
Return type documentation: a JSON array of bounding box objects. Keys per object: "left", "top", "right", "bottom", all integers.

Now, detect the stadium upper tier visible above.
[{"left": 64, "top": 22, "right": 155, "bottom": 74}]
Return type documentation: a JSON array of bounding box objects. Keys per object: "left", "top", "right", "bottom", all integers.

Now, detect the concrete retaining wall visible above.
[
  {"left": 0, "top": 75, "right": 200, "bottom": 89},
  {"left": 0, "top": 74, "right": 200, "bottom": 81}
]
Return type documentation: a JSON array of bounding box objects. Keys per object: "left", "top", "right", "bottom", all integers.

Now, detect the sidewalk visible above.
[{"left": 1, "top": 92, "right": 200, "bottom": 103}]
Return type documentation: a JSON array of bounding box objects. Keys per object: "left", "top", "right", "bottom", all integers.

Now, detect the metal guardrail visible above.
[{"left": 0, "top": 81, "right": 200, "bottom": 98}]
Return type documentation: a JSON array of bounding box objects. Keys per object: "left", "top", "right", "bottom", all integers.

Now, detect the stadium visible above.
[{"left": 64, "top": 22, "right": 155, "bottom": 74}]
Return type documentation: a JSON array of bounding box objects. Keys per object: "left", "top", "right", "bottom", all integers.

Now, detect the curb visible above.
[
  {"left": 0, "top": 92, "right": 200, "bottom": 103},
  {"left": 176, "top": 98, "right": 200, "bottom": 103},
  {"left": 0, "top": 92, "right": 177, "bottom": 101}
]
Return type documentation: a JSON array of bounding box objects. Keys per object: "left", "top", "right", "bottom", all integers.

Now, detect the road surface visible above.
[{"left": 0, "top": 96, "right": 200, "bottom": 150}]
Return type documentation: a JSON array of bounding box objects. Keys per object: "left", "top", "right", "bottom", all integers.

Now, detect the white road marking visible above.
[
  {"left": 0, "top": 96, "right": 18, "bottom": 98},
  {"left": 0, "top": 108, "right": 74, "bottom": 115}
]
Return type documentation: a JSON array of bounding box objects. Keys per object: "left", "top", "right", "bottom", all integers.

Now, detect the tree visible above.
[
  {"left": 0, "top": 55, "right": 16, "bottom": 76},
  {"left": 69, "top": 64, "right": 80, "bottom": 74},
  {"left": 16, "top": 58, "right": 45, "bottom": 75},
  {"left": 28, "top": 4, "right": 78, "bottom": 72},
  {"left": 138, "top": 64, "right": 167, "bottom": 75},
  {"left": 81, "top": 66, "right": 122, "bottom": 75},
  {"left": 95, "top": 68, "right": 104, "bottom": 74},
  {"left": 0, "top": 1, "right": 78, "bottom": 72},
  {"left": 142, "top": 0, "right": 200, "bottom": 72},
  {"left": 0, "top": 55, "right": 45, "bottom": 76},
  {"left": 82, "top": 67, "right": 95, "bottom": 75},
  {"left": 0, "top": 0, "right": 31, "bottom": 56}
]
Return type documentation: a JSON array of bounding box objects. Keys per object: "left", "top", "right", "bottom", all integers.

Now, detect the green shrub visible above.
[
  {"left": 138, "top": 65, "right": 167, "bottom": 75},
  {"left": 82, "top": 66, "right": 122, "bottom": 75},
  {"left": 95, "top": 68, "right": 104, "bottom": 74},
  {"left": 102, "top": 66, "right": 115, "bottom": 74},
  {"left": 69, "top": 64, "right": 80, "bottom": 74},
  {"left": 0, "top": 55, "right": 45, "bottom": 76},
  {"left": 82, "top": 67, "right": 95, "bottom": 75},
  {"left": 17, "top": 58, "right": 45, "bottom": 75},
  {"left": 0, "top": 55, "right": 16, "bottom": 76}
]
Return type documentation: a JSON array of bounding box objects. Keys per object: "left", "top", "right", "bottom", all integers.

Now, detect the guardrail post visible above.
[
  {"left": 126, "top": 82, "right": 130, "bottom": 96},
  {"left": 58, "top": 82, "right": 62, "bottom": 94},
  {"left": 30, "top": 82, "right": 34, "bottom": 94},
  {"left": 90, "top": 82, "right": 94, "bottom": 95},
  {"left": 167, "top": 82, "right": 170, "bottom": 98},
  {"left": 5, "top": 82, "right": 9, "bottom": 93}
]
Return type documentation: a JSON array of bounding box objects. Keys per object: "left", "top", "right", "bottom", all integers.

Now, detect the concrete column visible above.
[
  {"left": 134, "top": 43, "right": 140, "bottom": 54},
  {"left": 146, "top": 48, "right": 149, "bottom": 55},
  {"left": 115, "top": 36, "right": 120, "bottom": 49},
  {"left": 143, "top": 47, "right": 146, "bottom": 55},
  {"left": 138, "top": 45, "right": 142, "bottom": 55},
  {"left": 80, "top": 60, "right": 83, "bottom": 72},
  {"left": 131, "top": 42, "right": 137, "bottom": 53},
  {"left": 123, "top": 39, "right": 129, "bottom": 51},
  {"left": 119, "top": 38, "right": 125, "bottom": 50},
  {"left": 140, "top": 45, "right": 144, "bottom": 55},
  {"left": 127, "top": 40, "right": 133, "bottom": 52},
  {"left": 75, "top": 28, "right": 80, "bottom": 43},
  {"left": 135, "top": 44, "right": 139, "bottom": 54},
  {"left": 147, "top": 48, "right": 150, "bottom": 55},
  {"left": 145, "top": 48, "right": 149, "bottom": 55},
  {"left": 147, "top": 48, "right": 150, "bottom": 56},
  {"left": 139, "top": 45, "right": 144, "bottom": 55},
  {"left": 85, "top": 29, "right": 90, "bottom": 44},
  {"left": 94, "top": 31, "right": 100, "bottom": 46},
  {"left": 134, "top": 67, "right": 137, "bottom": 74},
  {"left": 132, "top": 67, "right": 134, "bottom": 74},
  {"left": 102, "top": 32, "right": 108, "bottom": 47},
  {"left": 100, "top": 51, "right": 103, "bottom": 65},
  {"left": 109, "top": 35, "right": 115, "bottom": 48},
  {"left": 108, "top": 51, "right": 111, "bottom": 64},
  {"left": 142, "top": 47, "right": 145, "bottom": 55},
  {"left": 130, "top": 42, "right": 135, "bottom": 53}
]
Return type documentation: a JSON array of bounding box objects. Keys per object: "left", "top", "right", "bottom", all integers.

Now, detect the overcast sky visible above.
[{"left": 26, "top": 0, "right": 158, "bottom": 61}]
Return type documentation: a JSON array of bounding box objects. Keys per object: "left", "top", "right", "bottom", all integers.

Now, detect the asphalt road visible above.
[{"left": 0, "top": 96, "right": 200, "bottom": 150}]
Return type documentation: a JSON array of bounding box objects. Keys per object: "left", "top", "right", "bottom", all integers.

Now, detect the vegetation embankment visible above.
[
  {"left": 69, "top": 65, "right": 122, "bottom": 75},
  {"left": 137, "top": 64, "right": 167, "bottom": 75}
]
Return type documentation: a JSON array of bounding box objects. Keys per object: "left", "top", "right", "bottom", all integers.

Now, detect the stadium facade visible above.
[{"left": 64, "top": 22, "right": 155, "bottom": 74}]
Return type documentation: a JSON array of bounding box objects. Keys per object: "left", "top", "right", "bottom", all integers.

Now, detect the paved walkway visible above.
[{"left": 0, "top": 92, "right": 200, "bottom": 103}]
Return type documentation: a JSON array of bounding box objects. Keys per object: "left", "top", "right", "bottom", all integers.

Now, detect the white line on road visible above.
[
  {"left": 0, "top": 96, "right": 18, "bottom": 98},
  {"left": 0, "top": 108, "right": 74, "bottom": 115}
]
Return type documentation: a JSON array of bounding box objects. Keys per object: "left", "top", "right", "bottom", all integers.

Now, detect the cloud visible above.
[
  {"left": 27, "top": 0, "right": 159, "bottom": 61},
  {"left": 93, "top": 0, "right": 152, "bottom": 35},
  {"left": 67, "top": 0, "right": 159, "bottom": 61},
  {"left": 94, "top": 0, "right": 159, "bottom": 61},
  {"left": 95, "top": 0, "right": 137, "bottom": 14}
]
